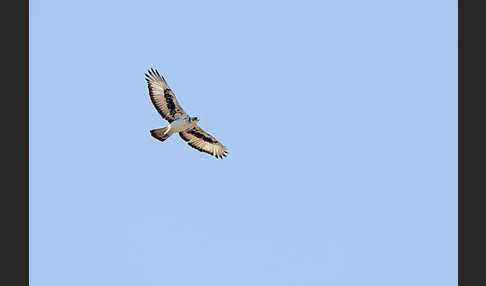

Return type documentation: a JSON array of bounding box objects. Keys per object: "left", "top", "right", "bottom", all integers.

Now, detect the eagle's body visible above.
[
  {"left": 145, "top": 68, "right": 228, "bottom": 159},
  {"left": 166, "top": 117, "right": 198, "bottom": 134}
]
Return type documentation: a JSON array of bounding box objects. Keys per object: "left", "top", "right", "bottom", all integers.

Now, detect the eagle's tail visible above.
[{"left": 150, "top": 127, "right": 172, "bottom": 142}]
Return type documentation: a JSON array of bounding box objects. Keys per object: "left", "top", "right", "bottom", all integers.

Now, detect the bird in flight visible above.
[{"left": 145, "top": 68, "right": 228, "bottom": 159}]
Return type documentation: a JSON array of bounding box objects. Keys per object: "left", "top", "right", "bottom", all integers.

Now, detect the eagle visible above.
[{"left": 145, "top": 68, "right": 228, "bottom": 159}]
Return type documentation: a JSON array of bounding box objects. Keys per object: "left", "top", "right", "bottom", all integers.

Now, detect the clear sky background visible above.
[{"left": 30, "top": 0, "right": 457, "bottom": 285}]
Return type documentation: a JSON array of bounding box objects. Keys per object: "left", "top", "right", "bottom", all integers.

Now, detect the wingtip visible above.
[
  {"left": 146, "top": 67, "right": 165, "bottom": 81},
  {"left": 216, "top": 152, "right": 228, "bottom": 159}
]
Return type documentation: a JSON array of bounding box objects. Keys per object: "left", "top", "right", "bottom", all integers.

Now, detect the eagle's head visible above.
[{"left": 190, "top": 117, "right": 199, "bottom": 123}]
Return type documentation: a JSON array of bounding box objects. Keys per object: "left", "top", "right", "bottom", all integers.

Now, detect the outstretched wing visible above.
[
  {"left": 145, "top": 68, "right": 187, "bottom": 122},
  {"left": 179, "top": 126, "right": 228, "bottom": 159}
]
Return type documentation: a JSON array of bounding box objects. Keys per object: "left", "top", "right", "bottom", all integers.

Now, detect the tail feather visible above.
[{"left": 150, "top": 127, "right": 172, "bottom": 142}]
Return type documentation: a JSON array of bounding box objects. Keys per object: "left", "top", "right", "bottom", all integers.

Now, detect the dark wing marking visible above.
[
  {"left": 179, "top": 126, "right": 228, "bottom": 159},
  {"left": 145, "top": 68, "right": 187, "bottom": 122}
]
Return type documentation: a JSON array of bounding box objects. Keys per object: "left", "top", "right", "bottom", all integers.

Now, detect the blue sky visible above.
[{"left": 30, "top": 0, "right": 457, "bottom": 285}]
